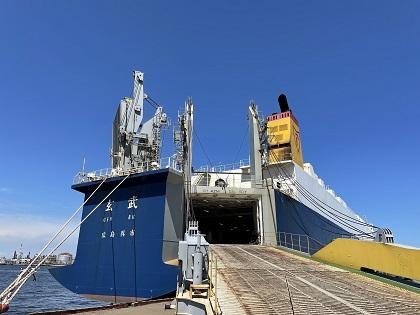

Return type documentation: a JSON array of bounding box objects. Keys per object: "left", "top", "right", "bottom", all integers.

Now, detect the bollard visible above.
[{"left": 0, "top": 304, "right": 9, "bottom": 314}]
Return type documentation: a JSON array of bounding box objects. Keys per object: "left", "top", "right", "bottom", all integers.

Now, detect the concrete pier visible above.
[{"left": 30, "top": 299, "right": 174, "bottom": 315}]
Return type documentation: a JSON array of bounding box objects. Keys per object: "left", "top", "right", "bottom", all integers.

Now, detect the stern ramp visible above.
[{"left": 211, "top": 245, "right": 420, "bottom": 315}]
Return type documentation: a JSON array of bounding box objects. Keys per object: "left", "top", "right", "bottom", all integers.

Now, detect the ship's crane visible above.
[{"left": 112, "top": 71, "right": 169, "bottom": 171}]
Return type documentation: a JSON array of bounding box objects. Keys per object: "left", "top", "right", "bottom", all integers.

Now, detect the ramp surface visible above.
[{"left": 212, "top": 245, "right": 420, "bottom": 315}]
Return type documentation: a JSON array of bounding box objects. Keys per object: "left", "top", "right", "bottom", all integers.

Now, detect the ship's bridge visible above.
[{"left": 191, "top": 160, "right": 268, "bottom": 245}]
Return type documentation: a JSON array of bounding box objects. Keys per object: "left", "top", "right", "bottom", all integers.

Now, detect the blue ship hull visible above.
[
  {"left": 275, "top": 190, "right": 351, "bottom": 254},
  {"left": 50, "top": 168, "right": 184, "bottom": 302},
  {"left": 50, "top": 169, "right": 351, "bottom": 301}
]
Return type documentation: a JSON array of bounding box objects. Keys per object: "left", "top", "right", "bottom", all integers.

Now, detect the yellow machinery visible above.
[
  {"left": 267, "top": 94, "right": 303, "bottom": 167},
  {"left": 314, "top": 238, "right": 420, "bottom": 281}
]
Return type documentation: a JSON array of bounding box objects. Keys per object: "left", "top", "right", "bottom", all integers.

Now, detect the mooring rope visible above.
[
  {"left": 1, "top": 174, "right": 130, "bottom": 309},
  {"left": 0, "top": 177, "right": 108, "bottom": 302}
]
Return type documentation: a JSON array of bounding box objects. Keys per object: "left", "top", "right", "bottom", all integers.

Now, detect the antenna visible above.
[{"left": 82, "top": 157, "right": 86, "bottom": 174}]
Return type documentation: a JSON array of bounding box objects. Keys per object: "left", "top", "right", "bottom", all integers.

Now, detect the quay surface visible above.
[
  {"left": 30, "top": 299, "right": 173, "bottom": 315},
  {"left": 81, "top": 301, "right": 171, "bottom": 315}
]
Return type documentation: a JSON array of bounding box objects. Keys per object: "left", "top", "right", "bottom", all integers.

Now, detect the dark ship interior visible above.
[{"left": 191, "top": 197, "right": 259, "bottom": 244}]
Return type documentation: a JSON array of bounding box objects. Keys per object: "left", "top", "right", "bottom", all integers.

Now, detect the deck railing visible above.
[
  {"left": 73, "top": 156, "right": 181, "bottom": 184},
  {"left": 194, "top": 159, "right": 250, "bottom": 173}
]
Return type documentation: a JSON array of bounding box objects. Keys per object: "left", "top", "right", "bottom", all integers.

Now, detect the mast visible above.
[
  {"left": 184, "top": 98, "right": 193, "bottom": 221},
  {"left": 174, "top": 98, "right": 194, "bottom": 224},
  {"left": 248, "top": 101, "right": 264, "bottom": 188}
]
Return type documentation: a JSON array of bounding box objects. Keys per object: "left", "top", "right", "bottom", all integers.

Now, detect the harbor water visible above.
[{"left": 0, "top": 265, "right": 106, "bottom": 314}]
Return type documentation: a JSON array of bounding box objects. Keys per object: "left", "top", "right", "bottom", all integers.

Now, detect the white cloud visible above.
[
  {"left": 0, "top": 213, "right": 79, "bottom": 258},
  {"left": 0, "top": 187, "right": 11, "bottom": 193}
]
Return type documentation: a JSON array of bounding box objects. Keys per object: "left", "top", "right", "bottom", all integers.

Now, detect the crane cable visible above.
[
  {"left": 259, "top": 122, "right": 375, "bottom": 239},
  {"left": 270, "top": 154, "right": 376, "bottom": 238},
  {"left": 264, "top": 132, "right": 378, "bottom": 232},
  {"left": 193, "top": 129, "right": 225, "bottom": 186},
  {"left": 263, "top": 160, "right": 327, "bottom": 247},
  {"left": 225, "top": 122, "right": 249, "bottom": 185},
  {"left": 273, "top": 158, "right": 379, "bottom": 229},
  {"left": 254, "top": 118, "right": 327, "bottom": 247},
  {"left": 144, "top": 95, "right": 160, "bottom": 109},
  {"left": 272, "top": 158, "right": 374, "bottom": 237},
  {"left": 273, "top": 159, "right": 377, "bottom": 233},
  {"left": 1, "top": 174, "right": 130, "bottom": 309}
]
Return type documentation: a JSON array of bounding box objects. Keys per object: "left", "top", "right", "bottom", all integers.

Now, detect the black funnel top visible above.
[{"left": 278, "top": 94, "right": 290, "bottom": 113}]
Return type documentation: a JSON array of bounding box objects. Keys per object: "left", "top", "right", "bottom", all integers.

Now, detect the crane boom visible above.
[{"left": 112, "top": 71, "right": 168, "bottom": 171}]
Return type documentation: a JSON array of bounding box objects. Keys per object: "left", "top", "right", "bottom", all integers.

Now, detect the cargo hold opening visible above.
[{"left": 191, "top": 198, "right": 259, "bottom": 244}]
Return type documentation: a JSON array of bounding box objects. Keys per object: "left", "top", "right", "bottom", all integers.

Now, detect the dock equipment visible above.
[
  {"left": 176, "top": 221, "right": 213, "bottom": 315},
  {"left": 211, "top": 245, "right": 420, "bottom": 315}
]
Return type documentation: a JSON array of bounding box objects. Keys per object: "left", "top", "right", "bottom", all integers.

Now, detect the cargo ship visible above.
[{"left": 50, "top": 71, "right": 391, "bottom": 302}]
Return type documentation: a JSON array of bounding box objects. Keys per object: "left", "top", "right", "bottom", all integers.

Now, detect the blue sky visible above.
[{"left": 0, "top": 1, "right": 419, "bottom": 257}]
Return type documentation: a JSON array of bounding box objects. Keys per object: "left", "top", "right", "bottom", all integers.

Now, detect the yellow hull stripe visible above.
[{"left": 313, "top": 239, "right": 420, "bottom": 281}]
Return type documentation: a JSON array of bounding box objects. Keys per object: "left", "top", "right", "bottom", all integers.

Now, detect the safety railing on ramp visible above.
[
  {"left": 207, "top": 251, "right": 222, "bottom": 315},
  {"left": 265, "top": 232, "right": 325, "bottom": 255},
  {"left": 277, "top": 232, "right": 311, "bottom": 254}
]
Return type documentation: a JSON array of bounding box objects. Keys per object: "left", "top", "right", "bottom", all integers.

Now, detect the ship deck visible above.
[{"left": 212, "top": 245, "right": 420, "bottom": 315}]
